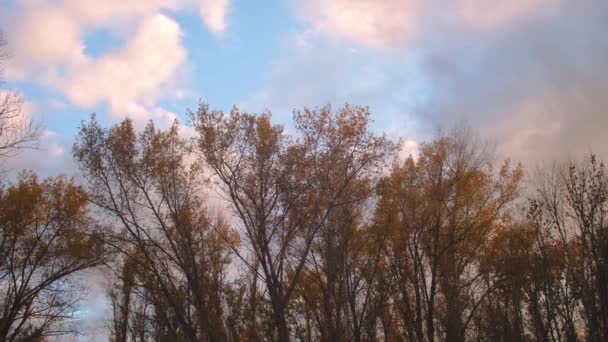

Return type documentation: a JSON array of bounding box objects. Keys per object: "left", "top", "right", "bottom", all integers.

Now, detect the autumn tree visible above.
[
  {"left": 70, "top": 101, "right": 608, "bottom": 342},
  {"left": 192, "top": 104, "right": 312, "bottom": 341},
  {"left": 74, "top": 117, "right": 238, "bottom": 342},
  {"left": 0, "top": 172, "right": 106, "bottom": 341},
  {"left": 289, "top": 106, "right": 394, "bottom": 342},
  {"left": 372, "top": 126, "right": 522, "bottom": 341},
  {"left": 192, "top": 104, "right": 393, "bottom": 341}
]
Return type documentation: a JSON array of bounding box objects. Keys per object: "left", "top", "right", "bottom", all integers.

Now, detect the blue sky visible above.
[{"left": 1, "top": 0, "right": 608, "bottom": 180}]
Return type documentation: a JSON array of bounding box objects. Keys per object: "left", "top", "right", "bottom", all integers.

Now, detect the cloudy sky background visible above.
[{"left": 1, "top": 0, "right": 607, "bottom": 339}]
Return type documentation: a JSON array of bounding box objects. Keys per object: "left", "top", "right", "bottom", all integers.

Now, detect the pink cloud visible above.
[
  {"left": 297, "top": 0, "right": 555, "bottom": 48},
  {"left": 298, "top": 0, "right": 421, "bottom": 48},
  {"left": 200, "top": 0, "right": 230, "bottom": 34},
  {"left": 4, "top": 0, "right": 231, "bottom": 121},
  {"left": 61, "top": 14, "right": 186, "bottom": 120}
]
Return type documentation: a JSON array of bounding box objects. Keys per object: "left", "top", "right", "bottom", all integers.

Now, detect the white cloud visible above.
[
  {"left": 3, "top": 0, "right": 231, "bottom": 121},
  {"left": 200, "top": 0, "right": 230, "bottom": 34},
  {"left": 7, "top": 6, "right": 84, "bottom": 79},
  {"left": 298, "top": 0, "right": 421, "bottom": 48},
  {"left": 7, "top": 0, "right": 188, "bottom": 77},
  {"left": 58, "top": 0, "right": 185, "bottom": 27},
  {"left": 399, "top": 139, "right": 419, "bottom": 161},
  {"left": 297, "top": 0, "right": 554, "bottom": 48},
  {"left": 61, "top": 14, "right": 186, "bottom": 120}
]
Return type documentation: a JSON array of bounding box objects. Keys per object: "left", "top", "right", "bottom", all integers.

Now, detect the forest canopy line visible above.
[
  {"left": 74, "top": 105, "right": 608, "bottom": 342},
  {"left": 5, "top": 97, "right": 608, "bottom": 341}
]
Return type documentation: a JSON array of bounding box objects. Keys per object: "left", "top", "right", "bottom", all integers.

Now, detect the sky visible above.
[
  {"left": 0, "top": 0, "right": 607, "bottom": 338},
  {"left": 1, "top": 0, "right": 608, "bottom": 179}
]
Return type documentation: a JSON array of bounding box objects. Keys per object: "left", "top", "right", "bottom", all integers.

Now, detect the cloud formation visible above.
[
  {"left": 200, "top": 0, "right": 230, "bottom": 34},
  {"left": 249, "top": 0, "right": 608, "bottom": 165},
  {"left": 4, "top": 0, "right": 230, "bottom": 120},
  {"left": 61, "top": 14, "right": 186, "bottom": 119},
  {"left": 414, "top": 0, "right": 608, "bottom": 163},
  {"left": 297, "top": 0, "right": 422, "bottom": 48},
  {"left": 298, "top": 0, "right": 554, "bottom": 49}
]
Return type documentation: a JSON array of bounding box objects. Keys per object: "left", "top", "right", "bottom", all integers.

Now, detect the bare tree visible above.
[
  {"left": 528, "top": 155, "right": 608, "bottom": 341},
  {"left": 0, "top": 31, "right": 40, "bottom": 158}
]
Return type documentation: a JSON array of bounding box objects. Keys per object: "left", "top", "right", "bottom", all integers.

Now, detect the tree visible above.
[
  {"left": 289, "top": 106, "right": 394, "bottom": 342},
  {"left": 192, "top": 104, "right": 394, "bottom": 341},
  {"left": 0, "top": 31, "right": 40, "bottom": 159},
  {"left": 192, "top": 104, "right": 313, "bottom": 341},
  {"left": 74, "top": 116, "right": 238, "bottom": 342},
  {"left": 528, "top": 155, "right": 608, "bottom": 341},
  {"left": 70, "top": 101, "right": 608, "bottom": 341},
  {"left": 372, "top": 126, "right": 522, "bottom": 341},
  {"left": 0, "top": 172, "right": 106, "bottom": 341}
]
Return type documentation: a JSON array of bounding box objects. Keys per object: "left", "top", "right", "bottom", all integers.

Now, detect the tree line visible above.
[{"left": 1, "top": 35, "right": 608, "bottom": 342}]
